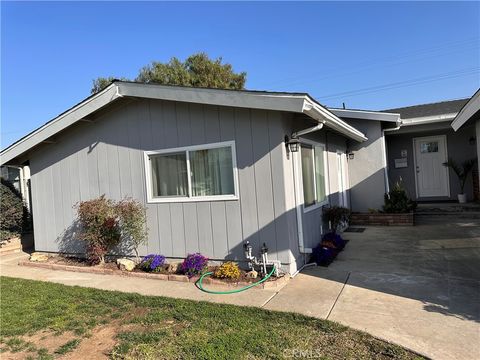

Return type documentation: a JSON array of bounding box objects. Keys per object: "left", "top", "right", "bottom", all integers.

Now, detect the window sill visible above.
[
  {"left": 146, "top": 195, "right": 239, "bottom": 204},
  {"left": 303, "top": 201, "right": 328, "bottom": 214}
]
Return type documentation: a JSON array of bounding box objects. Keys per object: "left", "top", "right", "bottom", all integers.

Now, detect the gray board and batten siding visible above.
[{"left": 29, "top": 98, "right": 302, "bottom": 271}]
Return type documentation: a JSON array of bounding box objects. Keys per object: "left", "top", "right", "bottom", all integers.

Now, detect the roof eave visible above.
[
  {"left": 303, "top": 99, "right": 368, "bottom": 142},
  {"left": 117, "top": 82, "right": 307, "bottom": 113},
  {"left": 329, "top": 108, "right": 401, "bottom": 123},
  {"left": 401, "top": 113, "right": 457, "bottom": 126},
  {"left": 0, "top": 84, "right": 121, "bottom": 165},
  {"left": 0, "top": 82, "right": 367, "bottom": 165}
]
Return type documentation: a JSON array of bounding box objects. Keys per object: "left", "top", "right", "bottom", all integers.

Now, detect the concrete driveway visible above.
[{"left": 265, "top": 220, "right": 480, "bottom": 360}]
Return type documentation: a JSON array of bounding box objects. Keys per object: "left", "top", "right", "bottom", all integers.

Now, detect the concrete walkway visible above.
[
  {"left": 0, "top": 252, "right": 280, "bottom": 308},
  {"left": 1, "top": 221, "right": 479, "bottom": 359}
]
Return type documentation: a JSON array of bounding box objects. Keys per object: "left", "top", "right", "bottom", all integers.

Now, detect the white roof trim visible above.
[
  {"left": 451, "top": 90, "right": 480, "bottom": 131},
  {"left": 1, "top": 84, "right": 121, "bottom": 164},
  {"left": 304, "top": 100, "right": 368, "bottom": 142},
  {"left": 329, "top": 108, "right": 401, "bottom": 123},
  {"left": 1, "top": 82, "right": 367, "bottom": 165},
  {"left": 401, "top": 113, "right": 457, "bottom": 126}
]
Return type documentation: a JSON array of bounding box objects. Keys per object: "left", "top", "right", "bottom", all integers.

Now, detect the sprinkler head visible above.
[
  {"left": 261, "top": 243, "right": 268, "bottom": 254},
  {"left": 244, "top": 241, "right": 253, "bottom": 258}
]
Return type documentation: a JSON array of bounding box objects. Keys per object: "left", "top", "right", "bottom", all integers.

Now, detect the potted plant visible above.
[
  {"left": 442, "top": 158, "right": 477, "bottom": 203},
  {"left": 323, "top": 206, "right": 351, "bottom": 233}
]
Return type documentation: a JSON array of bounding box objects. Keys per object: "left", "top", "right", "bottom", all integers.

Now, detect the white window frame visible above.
[
  {"left": 144, "top": 140, "right": 239, "bottom": 203},
  {"left": 299, "top": 138, "right": 330, "bottom": 213}
]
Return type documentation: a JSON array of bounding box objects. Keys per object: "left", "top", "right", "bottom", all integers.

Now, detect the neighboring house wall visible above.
[
  {"left": 29, "top": 99, "right": 303, "bottom": 272},
  {"left": 344, "top": 119, "right": 387, "bottom": 212},
  {"left": 386, "top": 124, "right": 477, "bottom": 201}
]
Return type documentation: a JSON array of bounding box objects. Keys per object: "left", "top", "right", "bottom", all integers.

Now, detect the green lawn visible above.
[{"left": 0, "top": 277, "right": 424, "bottom": 359}]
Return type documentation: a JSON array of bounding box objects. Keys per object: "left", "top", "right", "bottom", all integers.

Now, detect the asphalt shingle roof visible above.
[{"left": 383, "top": 98, "right": 469, "bottom": 119}]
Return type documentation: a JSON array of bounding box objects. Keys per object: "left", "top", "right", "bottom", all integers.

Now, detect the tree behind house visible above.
[{"left": 91, "top": 52, "right": 247, "bottom": 94}]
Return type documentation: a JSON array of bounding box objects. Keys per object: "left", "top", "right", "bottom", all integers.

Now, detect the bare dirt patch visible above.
[
  {"left": 62, "top": 324, "right": 118, "bottom": 360},
  {"left": 0, "top": 309, "right": 153, "bottom": 359}
]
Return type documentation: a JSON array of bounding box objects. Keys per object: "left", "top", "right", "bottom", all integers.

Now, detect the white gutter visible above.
[
  {"left": 401, "top": 113, "right": 457, "bottom": 126},
  {"left": 303, "top": 99, "right": 368, "bottom": 142},
  {"left": 329, "top": 108, "right": 401, "bottom": 123}
]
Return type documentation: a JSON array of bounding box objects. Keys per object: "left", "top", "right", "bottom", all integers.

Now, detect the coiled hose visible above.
[{"left": 196, "top": 266, "right": 276, "bottom": 294}]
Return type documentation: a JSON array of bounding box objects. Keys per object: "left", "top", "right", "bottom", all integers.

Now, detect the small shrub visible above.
[
  {"left": 0, "top": 179, "right": 30, "bottom": 242},
  {"left": 139, "top": 254, "right": 166, "bottom": 272},
  {"left": 181, "top": 253, "right": 208, "bottom": 277},
  {"left": 214, "top": 261, "right": 241, "bottom": 280},
  {"left": 323, "top": 206, "right": 351, "bottom": 233},
  {"left": 75, "top": 196, "right": 121, "bottom": 264},
  {"left": 75, "top": 196, "right": 148, "bottom": 265},
  {"left": 116, "top": 198, "right": 148, "bottom": 261},
  {"left": 383, "top": 181, "right": 417, "bottom": 213}
]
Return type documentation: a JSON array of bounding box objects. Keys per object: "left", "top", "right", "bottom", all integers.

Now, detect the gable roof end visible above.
[
  {"left": 0, "top": 82, "right": 367, "bottom": 165},
  {"left": 451, "top": 88, "right": 480, "bottom": 131}
]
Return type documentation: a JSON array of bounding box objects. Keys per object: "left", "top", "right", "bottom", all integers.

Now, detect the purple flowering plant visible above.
[
  {"left": 139, "top": 254, "right": 166, "bottom": 272},
  {"left": 181, "top": 253, "right": 209, "bottom": 277}
]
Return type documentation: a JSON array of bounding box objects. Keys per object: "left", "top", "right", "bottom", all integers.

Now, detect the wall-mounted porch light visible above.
[{"left": 285, "top": 135, "right": 300, "bottom": 153}]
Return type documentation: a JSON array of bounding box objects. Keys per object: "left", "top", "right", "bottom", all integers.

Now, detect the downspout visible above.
[
  {"left": 6, "top": 165, "right": 30, "bottom": 210},
  {"left": 291, "top": 122, "right": 325, "bottom": 255},
  {"left": 382, "top": 121, "right": 402, "bottom": 194}
]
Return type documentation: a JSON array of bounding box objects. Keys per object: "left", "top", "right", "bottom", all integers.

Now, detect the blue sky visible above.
[{"left": 2, "top": 1, "right": 479, "bottom": 148}]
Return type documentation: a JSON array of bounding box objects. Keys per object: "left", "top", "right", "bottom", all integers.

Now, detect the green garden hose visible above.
[{"left": 196, "top": 266, "right": 276, "bottom": 294}]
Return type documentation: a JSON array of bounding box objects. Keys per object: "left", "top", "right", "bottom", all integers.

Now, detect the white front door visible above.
[
  {"left": 413, "top": 135, "right": 450, "bottom": 198},
  {"left": 337, "top": 151, "right": 348, "bottom": 207}
]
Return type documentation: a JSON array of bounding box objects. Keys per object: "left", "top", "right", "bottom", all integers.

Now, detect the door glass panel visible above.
[
  {"left": 420, "top": 141, "right": 438, "bottom": 153},
  {"left": 301, "top": 145, "right": 315, "bottom": 206}
]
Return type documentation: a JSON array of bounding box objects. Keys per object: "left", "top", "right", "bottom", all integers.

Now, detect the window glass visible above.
[
  {"left": 314, "top": 146, "right": 327, "bottom": 203},
  {"left": 190, "top": 147, "right": 234, "bottom": 196},
  {"left": 301, "top": 145, "right": 315, "bottom": 206},
  {"left": 301, "top": 143, "right": 328, "bottom": 208},
  {"left": 420, "top": 142, "right": 438, "bottom": 153},
  {"left": 150, "top": 152, "right": 188, "bottom": 197},
  {"left": 147, "top": 142, "right": 236, "bottom": 201}
]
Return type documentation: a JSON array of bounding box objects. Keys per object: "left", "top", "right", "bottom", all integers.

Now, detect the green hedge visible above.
[{"left": 0, "top": 178, "right": 30, "bottom": 241}]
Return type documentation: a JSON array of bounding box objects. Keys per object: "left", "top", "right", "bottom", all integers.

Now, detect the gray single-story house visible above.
[
  {"left": 1, "top": 82, "right": 478, "bottom": 274},
  {"left": 0, "top": 82, "right": 368, "bottom": 274}
]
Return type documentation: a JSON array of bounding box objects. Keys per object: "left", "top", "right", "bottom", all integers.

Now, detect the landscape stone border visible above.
[
  {"left": 18, "top": 260, "right": 289, "bottom": 290},
  {"left": 350, "top": 212, "right": 414, "bottom": 226}
]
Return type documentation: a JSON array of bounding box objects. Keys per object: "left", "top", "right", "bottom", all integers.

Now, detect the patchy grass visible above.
[
  {"left": 54, "top": 339, "right": 81, "bottom": 355},
  {"left": 0, "top": 277, "right": 425, "bottom": 359}
]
